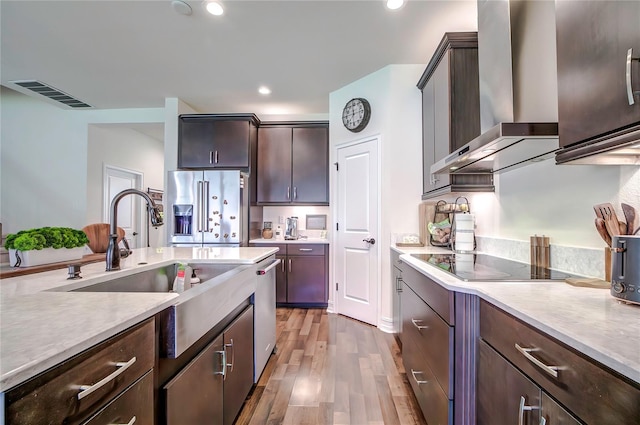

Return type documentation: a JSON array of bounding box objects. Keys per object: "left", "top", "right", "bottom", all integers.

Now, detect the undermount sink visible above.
[{"left": 68, "top": 263, "right": 240, "bottom": 293}]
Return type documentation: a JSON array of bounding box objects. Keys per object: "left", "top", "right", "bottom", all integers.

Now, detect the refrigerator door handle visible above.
[
  {"left": 204, "top": 180, "right": 210, "bottom": 232},
  {"left": 197, "top": 180, "right": 203, "bottom": 233}
]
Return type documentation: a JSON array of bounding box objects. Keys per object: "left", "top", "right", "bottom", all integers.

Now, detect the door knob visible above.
[
  {"left": 363, "top": 238, "right": 376, "bottom": 245},
  {"left": 132, "top": 232, "right": 138, "bottom": 236}
]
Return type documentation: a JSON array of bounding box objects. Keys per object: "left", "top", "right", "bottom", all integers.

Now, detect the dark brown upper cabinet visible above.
[
  {"left": 555, "top": 1, "right": 640, "bottom": 150},
  {"left": 257, "top": 123, "right": 329, "bottom": 205},
  {"left": 417, "top": 32, "right": 493, "bottom": 199},
  {"left": 178, "top": 114, "right": 259, "bottom": 170}
]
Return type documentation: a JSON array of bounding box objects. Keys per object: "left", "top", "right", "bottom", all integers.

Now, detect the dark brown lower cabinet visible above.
[
  {"left": 478, "top": 339, "right": 541, "bottom": 425},
  {"left": 163, "top": 305, "right": 254, "bottom": 425},
  {"left": 83, "top": 370, "right": 154, "bottom": 425},
  {"left": 164, "top": 335, "right": 224, "bottom": 425}
]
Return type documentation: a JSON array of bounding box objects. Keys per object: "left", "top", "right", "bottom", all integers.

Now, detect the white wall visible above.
[
  {"left": 0, "top": 86, "right": 164, "bottom": 235},
  {"left": 329, "top": 64, "right": 424, "bottom": 330},
  {"left": 87, "top": 125, "right": 165, "bottom": 247}
]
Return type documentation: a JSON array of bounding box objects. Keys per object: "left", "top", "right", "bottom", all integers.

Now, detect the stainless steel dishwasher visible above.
[{"left": 253, "top": 256, "right": 280, "bottom": 383}]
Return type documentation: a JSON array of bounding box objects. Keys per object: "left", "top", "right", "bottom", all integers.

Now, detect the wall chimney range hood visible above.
[
  {"left": 430, "top": 0, "right": 560, "bottom": 177},
  {"left": 431, "top": 122, "right": 559, "bottom": 175}
]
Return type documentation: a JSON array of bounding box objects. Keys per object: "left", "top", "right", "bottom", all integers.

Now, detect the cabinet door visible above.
[
  {"left": 179, "top": 118, "right": 215, "bottom": 168},
  {"left": 164, "top": 335, "right": 224, "bottom": 425},
  {"left": 275, "top": 254, "right": 287, "bottom": 303},
  {"left": 540, "top": 392, "right": 581, "bottom": 425},
  {"left": 291, "top": 127, "right": 329, "bottom": 204},
  {"left": 178, "top": 118, "right": 250, "bottom": 168},
  {"left": 432, "top": 54, "right": 452, "bottom": 191},
  {"left": 211, "top": 120, "right": 250, "bottom": 168},
  {"left": 223, "top": 305, "right": 254, "bottom": 425},
  {"left": 556, "top": 0, "right": 640, "bottom": 147},
  {"left": 422, "top": 76, "right": 437, "bottom": 194},
  {"left": 287, "top": 255, "right": 327, "bottom": 304},
  {"left": 477, "top": 339, "right": 540, "bottom": 425},
  {"left": 257, "top": 127, "right": 292, "bottom": 203}
]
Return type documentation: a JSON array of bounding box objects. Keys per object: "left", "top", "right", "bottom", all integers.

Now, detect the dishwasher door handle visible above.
[{"left": 256, "top": 259, "right": 281, "bottom": 275}]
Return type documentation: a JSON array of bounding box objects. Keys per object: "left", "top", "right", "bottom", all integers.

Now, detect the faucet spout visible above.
[{"left": 106, "top": 189, "right": 164, "bottom": 271}]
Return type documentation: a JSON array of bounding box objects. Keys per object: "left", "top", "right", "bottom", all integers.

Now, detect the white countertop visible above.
[
  {"left": 250, "top": 237, "right": 329, "bottom": 245},
  {"left": 392, "top": 245, "right": 640, "bottom": 385},
  {"left": 0, "top": 246, "right": 278, "bottom": 392}
]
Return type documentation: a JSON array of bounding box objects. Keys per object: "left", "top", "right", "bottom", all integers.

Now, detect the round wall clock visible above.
[{"left": 342, "top": 97, "right": 371, "bottom": 133}]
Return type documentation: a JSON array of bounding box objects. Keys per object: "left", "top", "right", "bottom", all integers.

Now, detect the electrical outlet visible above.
[{"left": 279, "top": 216, "right": 285, "bottom": 224}]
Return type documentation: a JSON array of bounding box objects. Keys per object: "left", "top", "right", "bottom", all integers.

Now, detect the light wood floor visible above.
[{"left": 235, "top": 308, "right": 427, "bottom": 425}]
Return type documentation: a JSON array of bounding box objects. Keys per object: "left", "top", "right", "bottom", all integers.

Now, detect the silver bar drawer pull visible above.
[
  {"left": 411, "top": 319, "right": 428, "bottom": 330},
  {"left": 77, "top": 357, "right": 137, "bottom": 400},
  {"left": 109, "top": 416, "right": 136, "bottom": 425},
  {"left": 298, "top": 248, "right": 313, "bottom": 252},
  {"left": 515, "top": 343, "right": 559, "bottom": 378},
  {"left": 410, "top": 369, "right": 428, "bottom": 385},
  {"left": 518, "top": 396, "right": 539, "bottom": 425}
]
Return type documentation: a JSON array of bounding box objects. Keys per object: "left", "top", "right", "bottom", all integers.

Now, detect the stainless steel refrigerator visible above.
[{"left": 167, "top": 170, "right": 252, "bottom": 246}]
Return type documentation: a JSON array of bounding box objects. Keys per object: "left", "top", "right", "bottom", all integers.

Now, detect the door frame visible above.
[
  {"left": 102, "top": 164, "right": 145, "bottom": 248},
  {"left": 330, "top": 135, "right": 382, "bottom": 326}
]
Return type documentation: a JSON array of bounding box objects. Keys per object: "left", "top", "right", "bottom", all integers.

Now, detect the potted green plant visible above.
[{"left": 4, "top": 227, "right": 89, "bottom": 267}]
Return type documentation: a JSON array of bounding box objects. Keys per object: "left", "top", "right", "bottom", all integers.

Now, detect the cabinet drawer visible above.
[
  {"left": 288, "top": 244, "right": 325, "bottom": 256},
  {"left": 5, "top": 318, "right": 155, "bottom": 425},
  {"left": 83, "top": 370, "right": 154, "bottom": 425},
  {"left": 402, "top": 263, "right": 454, "bottom": 325},
  {"left": 480, "top": 300, "right": 640, "bottom": 424},
  {"left": 403, "top": 331, "right": 452, "bottom": 425},
  {"left": 402, "top": 286, "right": 453, "bottom": 397}
]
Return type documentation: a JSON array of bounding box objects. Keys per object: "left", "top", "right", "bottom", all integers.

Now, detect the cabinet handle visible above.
[
  {"left": 289, "top": 258, "right": 292, "bottom": 272},
  {"left": 214, "top": 349, "right": 227, "bottom": 380},
  {"left": 214, "top": 150, "right": 219, "bottom": 164},
  {"left": 287, "top": 186, "right": 291, "bottom": 200},
  {"left": 209, "top": 151, "right": 214, "bottom": 164},
  {"left": 411, "top": 319, "right": 428, "bottom": 330},
  {"left": 225, "top": 339, "right": 235, "bottom": 373},
  {"left": 626, "top": 48, "right": 639, "bottom": 105},
  {"left": 77, "top": 357, "right": 137, "bottom": 400},
  {"left": 515, "top": 343, "right": 559, "bottom": 378},
  {"left": 410, "top": 369, "right": 428, "bottom": 385},
  {"left": 298, "top": 248, "right": 313, "bottom": 252},
  {"left": 281, "top": 260, "right": 285, "bottom": 273},
  {"left": 293, "top": 186, "right": 297, "bottom": 199},
  {"left": 109, "top": 416, "right": 136, "bottom": 425},
  {"left": 540, "top": 417, "right": 546, "bottom": 425},
  {"left": 197, "top": 181, "right": 203, "bottom": 232},
  {"left": 518, "top": 395, "right": 538, "bottom": 425},
  {"left": 396, "top": 277, "right": 403, "bottom": 292}
]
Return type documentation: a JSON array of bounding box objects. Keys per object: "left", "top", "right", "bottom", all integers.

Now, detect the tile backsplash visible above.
[{"left": 476, "top": 235, "right": 605, "bottom": 279}]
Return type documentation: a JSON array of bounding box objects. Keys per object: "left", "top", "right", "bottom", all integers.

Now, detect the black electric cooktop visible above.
[{"left": 411, "top": 253, "right": 574, "bottom": 282}]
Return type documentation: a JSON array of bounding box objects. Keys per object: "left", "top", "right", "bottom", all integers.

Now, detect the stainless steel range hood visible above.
[
  {"left": 432, "top": 0, "right": 560, "bottom": 176},
  {"left": 431, "top": 122, "right": 559, "bottom": 174}
]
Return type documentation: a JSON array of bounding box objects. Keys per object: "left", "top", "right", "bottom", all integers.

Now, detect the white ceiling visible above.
[{"left": 1, "top": 0, "right": 477, "bottom": 118}]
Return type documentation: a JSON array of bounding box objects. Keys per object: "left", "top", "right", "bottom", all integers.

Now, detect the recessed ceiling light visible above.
[
  {"left": 204, "top": 1, "right": 224, "bottom": 16},
  {"left": 258, "top": 86, "right": 271, "bottom": 95},
  {"left": 386, "top": 0, "right": 405, "bottom": 10},
  {"left": 171, "top": 0, "right": 192, "bottom": 16}
]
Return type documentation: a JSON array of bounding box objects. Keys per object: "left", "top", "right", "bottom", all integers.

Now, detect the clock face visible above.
[{"left": 342, "top": 98, "right": 371, "bottom": 132}]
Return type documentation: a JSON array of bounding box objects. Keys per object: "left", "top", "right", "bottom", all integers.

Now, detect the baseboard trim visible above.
[{"left": 378, "top": 315, "right": 395, "bottom": 334}]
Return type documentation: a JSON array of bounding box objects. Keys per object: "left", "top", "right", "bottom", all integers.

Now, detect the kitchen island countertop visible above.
[
  {"left": 392, "top": 244, "right": 640, "bottom": 386},
  {"left": 0, "top": 246, "right": 278, "bottom": 392}
]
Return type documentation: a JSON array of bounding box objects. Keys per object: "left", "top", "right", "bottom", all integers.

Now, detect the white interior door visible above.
[
  {"left": 103, "top": 165, "right": 143, "bottom": 249},
  {"left": 335, "top": 138, "right": 379, "bottom": 326}
]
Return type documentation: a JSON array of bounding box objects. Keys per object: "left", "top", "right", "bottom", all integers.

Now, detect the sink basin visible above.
[
  {"left": 69, "top": 263, "right": 240, "bottom": 293},
  {"left": 51, "top": 260, "right": 263, "bottom": 359}
]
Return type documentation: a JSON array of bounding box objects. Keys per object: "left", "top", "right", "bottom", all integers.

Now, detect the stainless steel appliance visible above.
[
  {"left": 167, "top": 170, "right": 248, "bottom": 246},
  {"left": 285, "top": 216, "right": 298, "bottom": 240},
  {"left": 611, "top": 235, "right": 640, "bottom": 305},
  {"left": 411, "top": 253, "right": 574, "bottom": 281},
  {"left": 253, "top": 256, "right": 280, "bottom": 383}
]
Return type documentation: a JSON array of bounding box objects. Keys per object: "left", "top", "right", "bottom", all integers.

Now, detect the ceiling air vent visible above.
[{"left": 9, "top": 80, "right": 92, "bottom": 108}]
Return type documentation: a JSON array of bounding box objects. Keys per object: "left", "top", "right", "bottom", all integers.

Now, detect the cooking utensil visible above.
[
  {"left": 595, "top": 218, "right": 612, "bottom": 246},
  {"left": 621, "top": 203, "right": 638, "bottom": 236},
  {"left": 619, "top": 220, "right": 628, "bottom": 235},
  {"left": 595, "top": 203, "right": 622, "bottom": 237}
]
